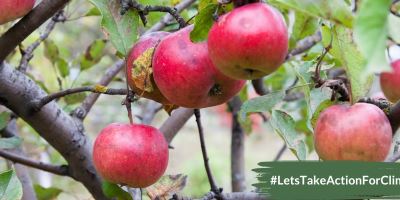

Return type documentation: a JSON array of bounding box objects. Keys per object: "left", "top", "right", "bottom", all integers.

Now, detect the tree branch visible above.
[
  {"left": 160, "top": 108, "right": 194, "bottom": 143},
  {"left": 194, "top": 109, "right": 222, "bottom": 198},
  {"left": 0, "top": 149, "right": 70, "bottom": 176},
  {"left": 228, "top": 97, "right": 246, "bottom": 192},
  {"left": 0, "top": 62, "right": 107, "bottom": 199},
  {"left": 30, "top": 85, "right": 129, "bottom": 112},
  {"left": 139, "top": 101, "right": 163, "bottom": 125},
  {"left": 273, "top": 144, "right": 287, "bottom": 161},
  {"left": 0, "top": 0, "right": 70, "bottom": 62},
  {"left": 18, "top": 10, "right": 66, "bottom": 73},
  {"left": 121, "top": 0, "right": 186, "bottom": 28},
  {"left": 145, "top": 0, "right": 196, "bottom": 34},
  {"left": 286, "top": 31, "right": 322, "bottom": 60},
  {"left": 72, "top": 60, "right": 125, "bottom": 120}
]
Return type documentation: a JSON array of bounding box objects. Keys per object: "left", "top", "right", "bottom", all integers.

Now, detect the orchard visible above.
[{"left": 0, "top": 0, "right": 400, "bottom": 199}]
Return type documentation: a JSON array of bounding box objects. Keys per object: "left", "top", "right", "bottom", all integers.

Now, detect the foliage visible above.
[
  {"left": 0, "top": 170, "right": 22, "bottom": 200},
  {"left": 0, "top": 0, "right": 399, "bottom": 199}
]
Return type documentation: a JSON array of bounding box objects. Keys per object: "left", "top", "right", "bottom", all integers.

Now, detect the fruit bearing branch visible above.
[
  {"left": 0, "top": 149, "right": 70, "bottom": 176},
  {"left": 120, "top": 0, "right": 186, "bottom": 28},
  {"left": 30, "top": 86, "right": 130, "bottom": 112},
  {"left": 194, "top": 109, "right": 223, "bottom": 199}
]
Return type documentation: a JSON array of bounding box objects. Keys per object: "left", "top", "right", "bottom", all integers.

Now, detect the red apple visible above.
[
  {"left": 126, "top": 31, "right": 173, "bottom": 105},
  {"left": 207, "top": 3, "right": 288, "bottom": 80},
  {"left": 93, "top": 123, "right": 169, "bottom": 188},
  {"left": 0, "top": 0, "right": 35, "bottom": 25},
  {"left": 314, "top": 103, "right": 392, "bottom": 161},
  {"left": 152, "top": 25, "right": 246, "bottom": 108},
  {"left": 380, "top": 59, "right": 400, "bottom": 103}
]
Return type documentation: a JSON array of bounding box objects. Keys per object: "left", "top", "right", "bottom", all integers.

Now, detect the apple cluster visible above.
[
  {"left": 126, "top": 2, "right": 288, "bottom": 109},
  {"left": 93, "top": 2, "right": 289, "bottom": 189},
  {"left": 0, "top": 0, "right": 35, "bottom": 25}
]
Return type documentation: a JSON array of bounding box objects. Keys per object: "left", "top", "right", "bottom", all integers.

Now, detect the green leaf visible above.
[
  {"left": 0, "top": 112, "right": 11, "bottom": 130},
  {"left": 102, "top": 181, "right": 132, "bottom": 200},
  {"left": 199, "top": 0, "right": 217, "bottom": 10},
  {"left": 56, "top": 58, "right": 69, "bottom": 78},
  {"left": 321, "top": 25, "right": 373, "bottom": 103},
  {"left": 270, "top": 110, "right": 307, "bottom": 160},
  {"left": 290, "top": 12, "right": 319, "bottom": 48},
  {"left": 311, "top": 99, "right": 335, "bottom": 128},
  {"left": 354, "top": 0, "right": 391, "bottom": 75},
  {"left": 292, "top": 61, "right": 313, "bottom": 132},
  {"left": 264, "top": 65, "right": 294, "bottom": 91},
  {"left": 190, "top": 3, "right": 218, "bottom": 43},
  {"left": 269, "top": 0, "right": 353, "bottom": 27},
  {"left": 0, "top": 170, "right": 23, "bottom": 200},
  {"left": 388, "top": 14, "right": 400, "bottom": 44},
  {"left": 34, "top": 185, "right": 62, "bottom": 200},
  {"left": 85, "top": 7, "right": 101, "bottom": 17},
  {"left": 88, "top": 0, "right": 139, "bottom": 55},
  {"left": 0, "top": 137, "right": 22, "bottom": 149},
  {"left": 80, "top": 39, "right": 107, "bottom": 71},
  {"left": 43, "top": 40, "right": 59, "bottom": 64},
  {"left": 239, "top": 91, "right": 285, "bottom": 124}
]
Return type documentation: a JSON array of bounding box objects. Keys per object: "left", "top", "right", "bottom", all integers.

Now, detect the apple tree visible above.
[{"left": 0, "top": 0, "right": 400, "bottom": 199}]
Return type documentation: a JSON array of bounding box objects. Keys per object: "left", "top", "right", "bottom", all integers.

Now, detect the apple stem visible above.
[{"left": 194, "top": 109, "right": 224, "bottom": 199}]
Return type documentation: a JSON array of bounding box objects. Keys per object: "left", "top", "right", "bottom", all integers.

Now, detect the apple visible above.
[
  {"left": 0, "top": 0, "right": 35, "bottom": 25},
  {"left": 152, "top": 25, "right": 246, "bottom": 108},
  {"left": 93, "top": 123, "right": 168, "bottom": 188},
  {"left": 126, "top": 31, "right": 173, "bottom": 105},
  {"left": 380, "top": 59, "right": 400, "bottom": 103},
  {"left": 314, "top": 103, "right": 392, "bottom": 161},
  {"left": 207, "top": 3, "right": 288, "bottom": 80}
]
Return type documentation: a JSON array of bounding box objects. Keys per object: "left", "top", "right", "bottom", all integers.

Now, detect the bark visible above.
[
  {"left": 0, "top": 63, "right": 107, "bottom": 199},
  {"left": 160, "top": 108, "right": 194, "bottom": 143},
  {"left": 229, "top": 97, "right": 246, "bottom": 192}
]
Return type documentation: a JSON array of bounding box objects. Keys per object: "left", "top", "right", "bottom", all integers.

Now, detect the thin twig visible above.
[
  {"left": 145, "top": 0, "right": 196, "bottom": 34},
  {"left": 72, "top": 60, "right": 125, "bottom": 120},
  {"left": 18, "top": 10, "right": 66, "bottom": 72},
  {"left": 286, "top": 31, "right": 322, "bottom": 60},
  {"left": 194, "top": 109, "right": 222, "bottom": 199},
  {"left": 313, "top": 45, "right": 332, "bottom": 87},
  {"left": 30, "top": 86, "right": 129, "bottom": 112},
  {"left": 121, "top": 0, "right": 186, "bottom": 28},
  {"left": 273, "top": 144, "right": 287, "bottom": 161},
  {"left": 0, "top": 149, "right": 69, "bottom": 176}
]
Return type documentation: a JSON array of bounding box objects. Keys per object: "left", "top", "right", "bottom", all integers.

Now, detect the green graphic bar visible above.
[{"left": 253, "top": 161, "right": 400, "bottom": 199}]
